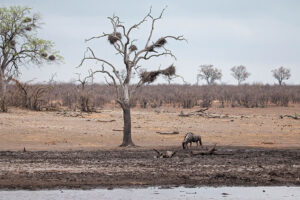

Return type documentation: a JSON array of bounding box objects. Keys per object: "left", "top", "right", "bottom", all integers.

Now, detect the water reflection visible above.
[{"left": 0, "top": 186, "right": 299, "bottom": 200}]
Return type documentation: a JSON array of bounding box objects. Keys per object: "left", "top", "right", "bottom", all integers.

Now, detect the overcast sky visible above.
[{"left": 1, "top": 0, "right": 300, "bottom": 85}]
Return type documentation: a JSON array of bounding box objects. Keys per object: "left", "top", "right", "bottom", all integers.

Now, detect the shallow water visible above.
[{"left": 0, "top": 187, "right": 299, "bottom": 200}]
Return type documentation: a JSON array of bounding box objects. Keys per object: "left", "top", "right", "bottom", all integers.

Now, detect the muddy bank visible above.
[{"left": 0, "top": 146, "right": 299, "bottom": 189}]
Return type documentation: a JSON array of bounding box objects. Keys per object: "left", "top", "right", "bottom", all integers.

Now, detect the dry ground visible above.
[
  {"left": 0, "top": 106, "right": 299, "bottom": 150},
  {"left": 0, "top": 106, "right": 300, "bottom": 189}
]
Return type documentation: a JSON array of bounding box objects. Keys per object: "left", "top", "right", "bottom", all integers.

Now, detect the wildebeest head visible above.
[{"left": 182, "top": 142, "right": 187, "bottom": 149}]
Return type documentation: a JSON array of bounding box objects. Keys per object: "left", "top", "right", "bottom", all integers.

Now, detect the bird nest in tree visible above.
[
  {"left": 140, "top": 71, "right": 161, "bottom": 83},
  {"left": 25, "top": 26, "right": 32, "bottom": 31},
  {"left": 129, "top": 45, "right": 137, "bottom": 51},
  {"left": 146, "top": 38, "right": 167, "bottom": 52},
  {"left": 10, "top": 40, "right": 16, "bottom": 46},
  {"left": 108, "top": 32, "right": 122, "bottom": 44},
  {"left": 155, "top": 38, "right": 167, "bottom": 47},
  {"left": 140, "top": 65, "right": 176, "bottom": 84},
  {"left": 23, "top": 17, "right": 32, "bottom": 23},
  {"left": 161, "top": 65, "right": 176, "bottom": 77},
  {"left": 41, "top": 53, "right": 48, "bottom": 58},
  {"left": 48, "top": 55, "right": 55, "bottom": 61}
]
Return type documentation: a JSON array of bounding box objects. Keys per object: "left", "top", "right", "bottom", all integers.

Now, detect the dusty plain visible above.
[{"left": 0, "top": 105, "right": 299, "bottom": 189}]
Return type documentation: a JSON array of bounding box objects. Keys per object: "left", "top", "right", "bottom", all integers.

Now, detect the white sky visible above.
[{"left": 1, "top": 0, "right": 300, "bottom": 85}]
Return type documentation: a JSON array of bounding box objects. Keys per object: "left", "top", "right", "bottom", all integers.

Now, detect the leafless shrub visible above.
[
  {"left": 11, "top": 79, "right": 54, "bottom": 111},
  {"left": 6, "top": 83, "right": 300, "bottom": 109}
]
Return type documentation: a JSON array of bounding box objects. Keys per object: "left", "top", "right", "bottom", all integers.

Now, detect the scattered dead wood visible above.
[
  {"left": 190, "top": 144, "right": 217, "bottom": 156},
  {"left": 194, "top": 107, "right": 209, "bottom": 113},
  {"left": 156, "top": 131, "right": 179, "bottom": 135},
  {"left": 153, "top": 149, "right": 177, "bottom": 158},
  {"left": 112, "top": 129, "right": 123, "bottom": 132},
  {"left": 56, "top": 111, "right": 84, "bottom": 118},
  {"left": 98, "top": 120, "right": 116, "bottom": 123},
  {"left": 190, "top": 144, "right": 235, "bottom": 156},
  {"left": 179, "top": 108, "right": 230, "bottom": 119},
  {"left": 280, "top": 114, "right": 299, "bottom": 120}
]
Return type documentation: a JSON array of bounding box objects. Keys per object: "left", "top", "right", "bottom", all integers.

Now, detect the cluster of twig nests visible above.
[
  {"left": 10, "top": 40, "right": 16, "bottom": 46},
  {"left": 129, "top": 44, "right": 137, "bottom": 51},
  {"left": 23, "top": 17, "right": 33, "bottom": 31},
  {"left": 140, "top": 65, "right": 176, "bottom": 84},
  {"left": 108, "top": 32, "right": 122, "bottom": 44},
  {"left": 40, "top": 52, "right": 55, "bottom": 61},
  {"left": 146, "top": 38, "right": 167, "bottom": 52}
]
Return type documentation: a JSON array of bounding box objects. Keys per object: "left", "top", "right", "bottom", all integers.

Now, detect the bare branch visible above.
[
  {"left": 145, "top": 6, "right": 167, "bottom": 48},
  {"left": 85, "top": 32, "right": 110, "bottom": 42},
  {"left": 78, "top": 47, "right": 123, "bottom": 85},
  {"left": 90, "top": 64, "right": 121, "bottom": 100},
  {"left": 126, "top": 7, "right": 152, "bottom": 36}
]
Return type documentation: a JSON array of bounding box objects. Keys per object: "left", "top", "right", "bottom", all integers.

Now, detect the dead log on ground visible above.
[
  {"left": 190, "top": 144, "right": 217, "bottom": 156},
  {"left": 279, "top": 114, "right": 299, "bottom": 120},
  {"left": 112, "top": 129, "right": 123, "bottom": 132},
  {"left": 179, "top": 109, "right": 230, "bottom": 119},
  {"left": 194, "top": 107, "right": 209, "bottom": 113},
  {"left": 98, "top": 120, "right": 116, "bottom": 122},
  {"left": 190, "top": 144, "right": 234, "bottom": 156},
  {"left": 156, "top": 131, "right": 179, "bottom": 135},
  {"left": 153, "top": 149, "right": 177, "bottom": 158}
]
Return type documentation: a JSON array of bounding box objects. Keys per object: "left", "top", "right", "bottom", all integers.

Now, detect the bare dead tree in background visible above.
[
  {"left": 0, "top": 6, "right": 61, "bottom": 112},
  {"left": 12, "top": 78, "right": 32, "bottom": 108},
  {"left": 76, "top": 72, "right": 93, "bottom": 112},
  {"left": 231, "top": 65, "right": 250, "bottom": 85},
  {"left": 272, "top": 66, "right": 291, "bottom": 85},
  {"left": 78, "top": 7, "right": 185, "bottom": 146},
  {"left": 197, "top": 65, "right": 222, "bottom": 85},
  {"left": 12, "top": 78, "right": 55, "bottom": 111}
]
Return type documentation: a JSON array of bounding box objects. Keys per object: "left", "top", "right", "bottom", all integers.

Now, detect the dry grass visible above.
[{"left": 0, "top": 105, "right": 299, "bottom": 151}]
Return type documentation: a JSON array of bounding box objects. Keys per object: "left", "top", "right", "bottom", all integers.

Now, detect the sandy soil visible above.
[
  {"left": 0, "top": 106, "right": 299, "bottom": 189},
  {"left": 0, "top": 106, "right": 299, "bottom": 150}
]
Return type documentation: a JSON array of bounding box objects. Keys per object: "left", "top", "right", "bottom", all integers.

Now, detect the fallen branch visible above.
[
  {"left": 153, "top": 149, "right": 177, "bottom": 158},
  {"left": 178, "top": 107, "right": 232, "bottom": 119},
  {"left": 179, "top": 110, "right": 230, "bottom": 119},
  {"left": 112, "top": 129, "right": 123, "bottom": 132},
  {"left": 194, "top": 107, "right": 209, "bottom": 113},
  {"left": 98, "top": 119, "right": 116, "bottom": 122},
  {"left": 190, "top": 144, "right": 217, "bottom": 156},
  {"left": 156, "top": 131, "right": 179, "bottom": 135},
  {"left": 280, "top": 114, "right": 299, "bottom": 120}
]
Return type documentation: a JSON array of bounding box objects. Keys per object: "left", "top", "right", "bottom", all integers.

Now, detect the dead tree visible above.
[
  {"left": 12, "top": 78, "right": 54, "bottom": 111},
  {"left": 76, "top": 73, "right": 93, "bottom": 112},
  {"left": 79, "top": 8, "right": 185, "bottom": 146},
  {"left": 12, "top": 78, "right": 31, "bottom": 108}
]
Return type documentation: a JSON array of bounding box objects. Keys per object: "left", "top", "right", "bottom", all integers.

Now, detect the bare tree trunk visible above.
[
  {"left": 0, "top": 75, "right": 7, "bottom": 112},
  {"left": 120, "top": 105, "right": 135, "bottom": 147}
]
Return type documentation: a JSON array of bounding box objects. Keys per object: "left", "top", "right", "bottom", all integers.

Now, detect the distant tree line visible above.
[
  {"left": 5, "top": 83, "right": 300, "bottom": 110},
  {"left": 197, "top": 65, "right": 291, "bottom": 86}
]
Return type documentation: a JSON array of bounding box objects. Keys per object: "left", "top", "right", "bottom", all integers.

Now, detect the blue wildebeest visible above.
[{"left": 182, "top": 132, "right": 202, "bottom": 149}]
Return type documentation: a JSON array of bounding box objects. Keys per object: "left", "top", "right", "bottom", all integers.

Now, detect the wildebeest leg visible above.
[{"left": 190, "top": 142, "right": 192, "bottom": 148}]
